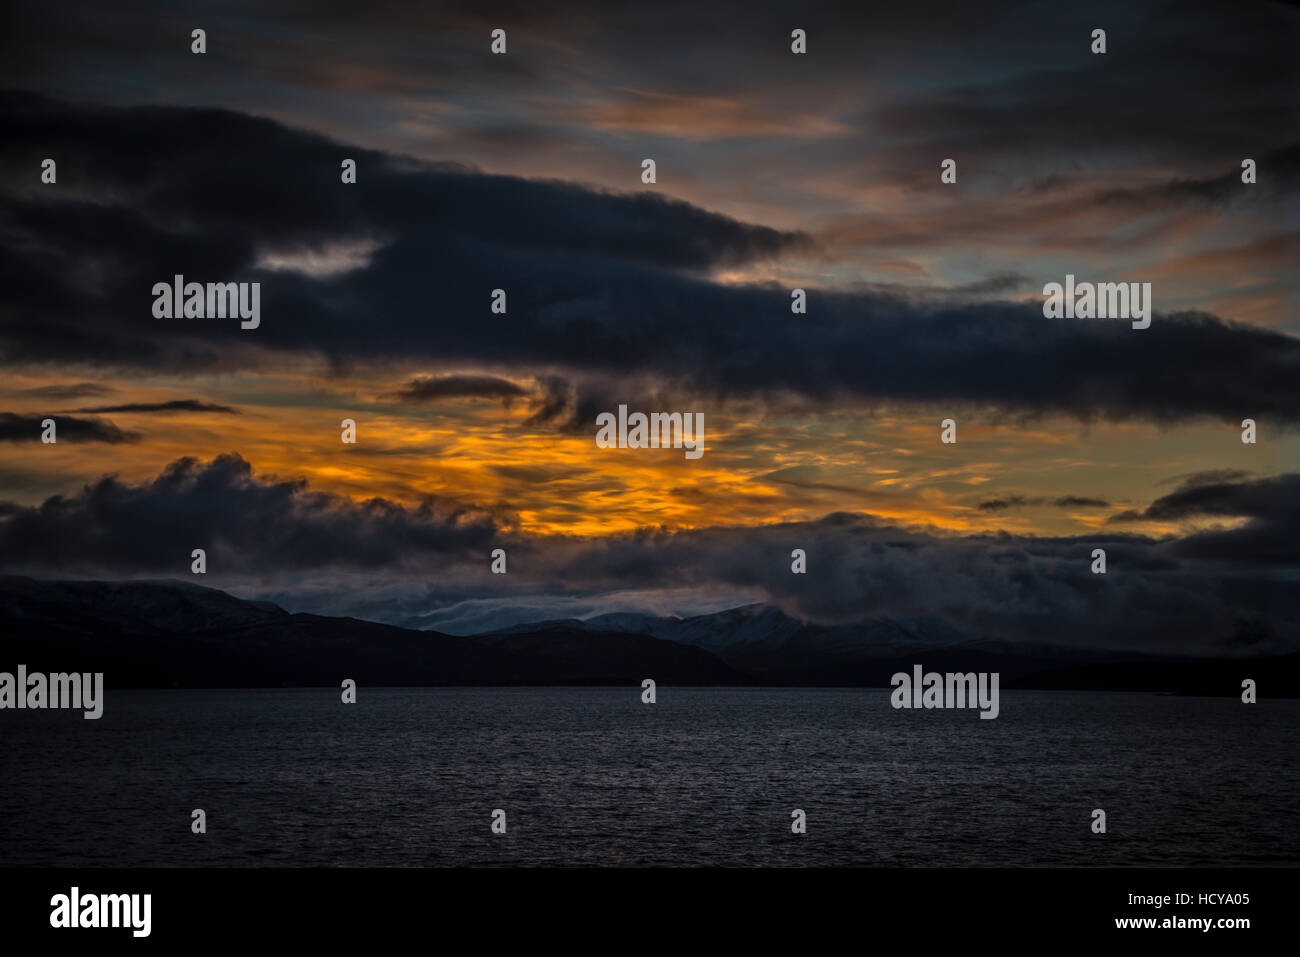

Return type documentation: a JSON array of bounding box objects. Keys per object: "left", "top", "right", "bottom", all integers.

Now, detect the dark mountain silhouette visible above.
[
  {"left": 505, "top": 605, "right": 1300, "bottom": 695},
  {"left": 0, "top": 577, "right": 742, "bottom": 687},
  {"left": 489, "top": 604, "right": 1127, "bottom": 680},
  {"left": 1, "top": 576, "right": 1296, "bottom": 694}
]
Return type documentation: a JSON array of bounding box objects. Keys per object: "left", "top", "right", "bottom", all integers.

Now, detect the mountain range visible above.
[{"left": 1, "top": 576, "right": 1296, "bottom": 695}]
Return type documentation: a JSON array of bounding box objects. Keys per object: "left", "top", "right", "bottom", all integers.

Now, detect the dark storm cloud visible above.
[
  {"left": 388, "top": 375, "right": 527, "bottom": 402},
  {"left": 71, "top": 399, "right": 239, "bottom": 414},
  {"left": 1, "top": 93, "right": 1298, "bottom": 425},
  {"left": 1127, "top": 473, "right": 1300, "bottom": 523},
  {"left": 0, "top": 412, "right": 136, "bottom": 443},
  {"left": 1111, "top": 472, "right": 1299, "bottom": 524},
  {"left": 979, "top": 495, "right": 1110, "bottom": 511},
  {"left": 0, "top": 455, "right": 1294, "bottom": 654},
  {"left": 1109, "top": 473, "right": 1300, "bottom": 569},
  {"left": 0, "top": 453, "right": 502, "bottom": 570},
  {"left": 0, "top": 91, "right": 805, "bottom": 271}
]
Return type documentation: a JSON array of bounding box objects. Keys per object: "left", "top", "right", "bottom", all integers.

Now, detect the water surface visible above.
[{"left": 1, "top": 688, "right": 1293, "bottom": 866}]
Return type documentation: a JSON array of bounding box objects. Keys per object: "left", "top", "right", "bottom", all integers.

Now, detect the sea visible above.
[{"left": 1, "top": 688, "right": 1294, "bottom": 866}]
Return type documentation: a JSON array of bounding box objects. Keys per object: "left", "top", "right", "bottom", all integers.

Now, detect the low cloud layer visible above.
[{"left": 0, "top": 455, "right": 1292, "bottom": 654}]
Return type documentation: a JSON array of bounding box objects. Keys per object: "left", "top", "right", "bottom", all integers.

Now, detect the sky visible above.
[{"left": 0, "top": 0, "right": 1296, "bottom": 650}]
